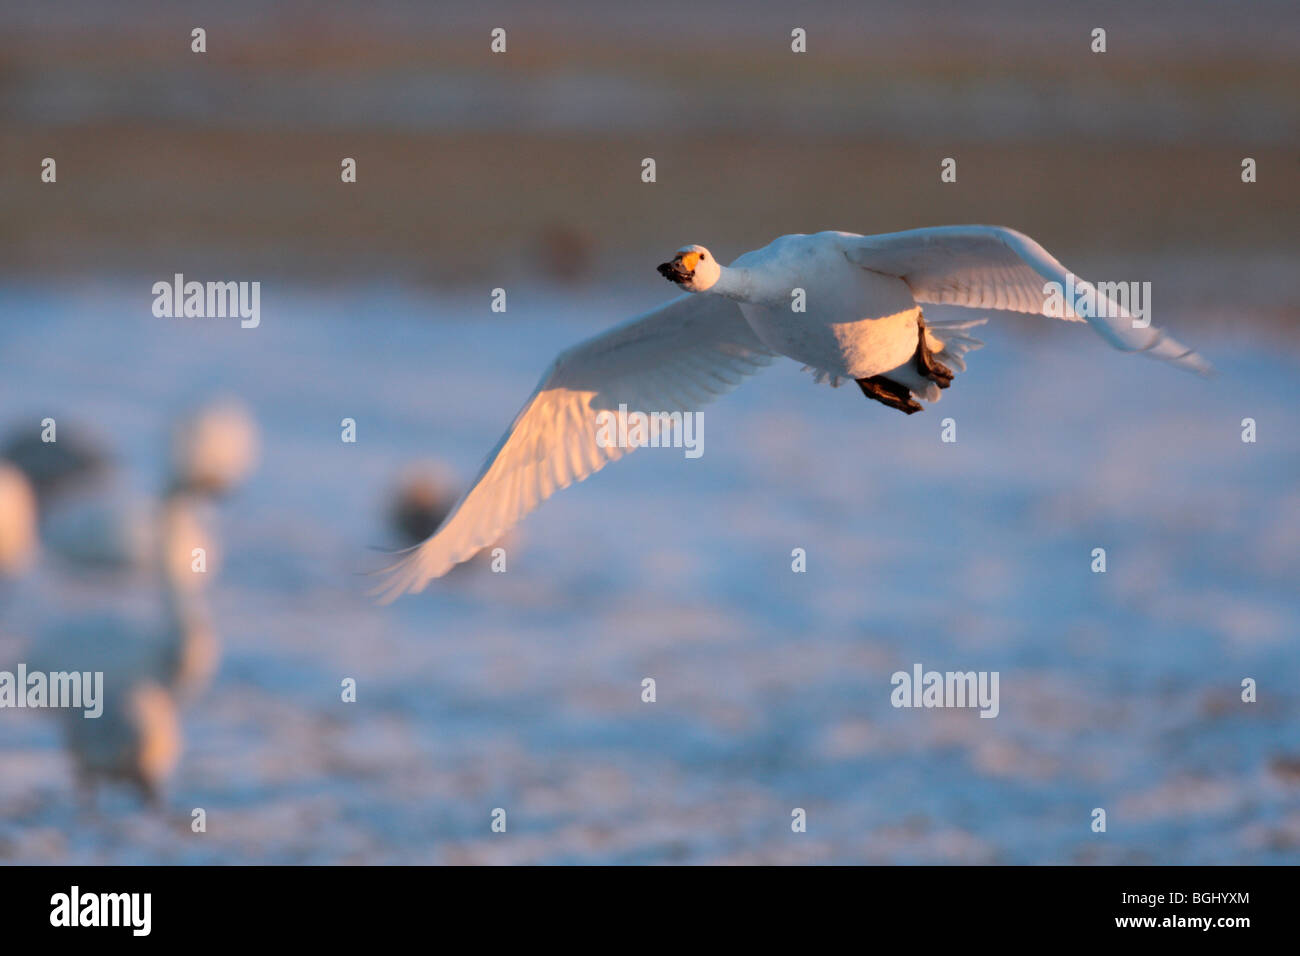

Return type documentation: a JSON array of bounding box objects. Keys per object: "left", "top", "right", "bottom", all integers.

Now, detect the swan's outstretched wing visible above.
[
  {"left": 372, "top": 293, "right": 774, "bottom": 601},
  {"left": 842, "top": 225, "right": 1210, "bottom": 374}
]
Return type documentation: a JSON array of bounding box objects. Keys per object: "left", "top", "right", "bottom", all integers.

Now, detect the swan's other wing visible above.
[
  {"left": 842, "top": 225, "right": 1210, "bottom": 374},
  {"left": 372, "top": 293, "right": 774, "bottom": 602}
]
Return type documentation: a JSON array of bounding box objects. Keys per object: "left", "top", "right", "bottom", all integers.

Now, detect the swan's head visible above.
[{"left": 657, "top": 244, "right": 720, "bottom": 292}]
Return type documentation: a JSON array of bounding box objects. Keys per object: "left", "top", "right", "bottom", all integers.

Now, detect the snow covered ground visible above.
[{"left": 1, "top": 282, "right": 1297, "bottom": 863}]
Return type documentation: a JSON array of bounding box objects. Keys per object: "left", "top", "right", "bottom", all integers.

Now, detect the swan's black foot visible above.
[
  {"left": 914, "top": 315, "right": 954, "bottom": 389},
  {"left": 856, "top": 375, "right": 922, "bottom": 414}
]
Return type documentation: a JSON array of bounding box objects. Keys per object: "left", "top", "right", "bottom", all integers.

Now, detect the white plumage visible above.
[{"left": 375, "top": 226, "right": 1208, "bottom": 601}]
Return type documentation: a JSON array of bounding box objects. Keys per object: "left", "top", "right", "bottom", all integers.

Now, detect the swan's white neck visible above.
[{"left": 705, "top": 265, "right": 760, "bottom": 303}]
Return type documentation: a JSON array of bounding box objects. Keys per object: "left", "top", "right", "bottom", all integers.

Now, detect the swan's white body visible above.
[
  {"left": 375, "top": 225, "right": 1209, "bottom": 601},
  {"left": 730, "top": 235, "right": 922, "bottom": 382}
]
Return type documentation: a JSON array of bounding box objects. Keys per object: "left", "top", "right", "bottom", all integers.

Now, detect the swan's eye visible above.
[{"left": 699, "top": 252, "right": 707, "bottom": 260}]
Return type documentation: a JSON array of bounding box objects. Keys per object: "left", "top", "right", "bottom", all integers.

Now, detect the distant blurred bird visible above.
[
  {"left": 384, "top": 460, "right": 521, "bottom": 573},
  {"left": 387, "top": 460, "right": 458, "bottom": 547},
  {"left": 0, "top": 462, "right": 38, "bottom": 577},
  {"left": 375, "top": 226, "right": 1209, "bottom": 600},
  {"left": 1, "top": 424, "right": 109, "bottom": 509}
]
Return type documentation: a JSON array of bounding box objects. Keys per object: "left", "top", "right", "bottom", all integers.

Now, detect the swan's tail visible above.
[
  {"left": 926, "top": 317, "right": 987, "bottom": 373},
  {"left": 903, "top": 317, "right": 987, "bottom": 403}
]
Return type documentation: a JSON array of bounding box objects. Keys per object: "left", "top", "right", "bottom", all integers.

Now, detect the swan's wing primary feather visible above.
[
  {"left": 841, "top": 225, "right": 1210, "bottom": 374},
  {"left": 372, "top": 293, "right": 774, "bottom": 601}
]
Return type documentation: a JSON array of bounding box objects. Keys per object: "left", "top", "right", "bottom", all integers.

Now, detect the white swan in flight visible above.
[{"left": 374, "top": 225, "right": 1209, "bottom": 601}]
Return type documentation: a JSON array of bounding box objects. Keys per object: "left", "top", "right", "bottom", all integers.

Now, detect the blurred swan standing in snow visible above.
[
  {"left": 38, "top": 493, "right": 218, "bottom": 806},
  {"left": 29, "top": 400, "right": 256, "bottom": 807}
]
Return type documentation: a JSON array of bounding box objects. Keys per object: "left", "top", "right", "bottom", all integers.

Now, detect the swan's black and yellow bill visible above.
[{"left": 657, "top": 251, "right": 699, "bottom": 284}]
